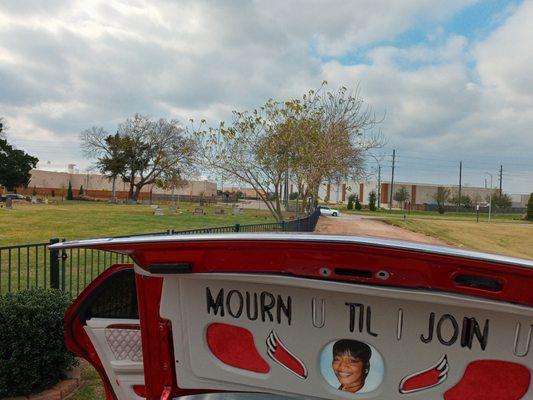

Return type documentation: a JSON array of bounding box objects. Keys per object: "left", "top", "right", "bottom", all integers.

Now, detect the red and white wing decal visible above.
[
  {"left": 266, "top": 330, "right": 308, "bottom": 379},
  {"left": 399, "top": 354, "right": 449, "bottom": 394},
  {"left": 206, "top": 323, "right": 270, "bottom": 373}
]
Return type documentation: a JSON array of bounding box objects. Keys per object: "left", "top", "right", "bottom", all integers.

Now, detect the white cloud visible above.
[
  {"left": 258, "top": 0, "right": 476, "bottom": 56},
  {"left": 0, "top": 0, "right": 531, "bottom": 191},
  {"left": 474, "top": 1, "right": 533, "bottom": 106}
]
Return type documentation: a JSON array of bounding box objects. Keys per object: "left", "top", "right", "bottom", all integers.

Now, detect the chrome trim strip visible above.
[{"left": 48, "top": 233, "right": 533, "bottom": 269}]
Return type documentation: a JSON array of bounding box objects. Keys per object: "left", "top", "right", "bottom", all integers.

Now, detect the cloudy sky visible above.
[{"left": 1, "top": 0, "right": 532, "bottom": 193}]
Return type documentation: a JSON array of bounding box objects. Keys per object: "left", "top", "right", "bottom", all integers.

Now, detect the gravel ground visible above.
[{"left": 314, "top": 214, "right": 448, "bottom": 245}]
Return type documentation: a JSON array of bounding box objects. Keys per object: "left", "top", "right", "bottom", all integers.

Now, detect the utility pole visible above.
[
  {"left": 485, "top": 172, "right": 493, "bottom": 223},
  {"left": 389, "top": 149, "right": 396, "bottom": 209},
  {"left": 499, "top": 165, "right": 503, "bottom": 196},
  {"left": 457, "top": 161, "right": 462, "bottom": 212},
  {"left": 377, "top": 165, "right": 381, "bottom": 209}
]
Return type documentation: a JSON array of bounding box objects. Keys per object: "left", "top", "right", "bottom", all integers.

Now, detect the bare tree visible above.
[
  {"left": 196, "top": 83, "right": 384, "bottom": 220},
  {"left": 287, "top": 84, "right": 383, "bottom": 211},
  {"left": 433, "top": 187, "right": 450, "bottom": 214},
  {"left": 81, "top": 115, "right": 196, "bottom": 201},
  {"left": 0, "top": 117, "right": 7, "bottom": 139},
  {"left": 81, "top": 128, "right": 126, "bottom": 201},
  {"left": 196, "top": 105, "right": 288, "bottom": 220}
]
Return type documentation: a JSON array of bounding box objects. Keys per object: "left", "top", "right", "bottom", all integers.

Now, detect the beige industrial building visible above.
[
  {"left": 10, "top": 169, "right": 217, "bottom": 200},
  {"left": 318, "top": 180, "right": 522, "bottom": 209}
]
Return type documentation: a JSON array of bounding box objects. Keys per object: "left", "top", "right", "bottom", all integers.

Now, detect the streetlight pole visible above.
[{"left": 485, "top": 172, "right": 493, "bottom": 223}]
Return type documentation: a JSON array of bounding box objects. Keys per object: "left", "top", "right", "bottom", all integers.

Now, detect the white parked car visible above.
[{"left": 318, "top": 205, "right": 340, "bottom": 216}]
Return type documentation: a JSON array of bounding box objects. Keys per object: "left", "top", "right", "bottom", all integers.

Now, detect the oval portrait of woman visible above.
[{"left": 320, "top": 339, "right": 384, "bottom": 394}]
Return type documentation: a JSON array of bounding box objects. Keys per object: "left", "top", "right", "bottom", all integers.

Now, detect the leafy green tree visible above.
[
  {"left": 450, "top": 193, "right": 472, "bottom": 208},
  {"left": 66, "top": 181, "right": 73, "bottom": 200},
  {"left": 491, "top": 190, "right": 512, "bottom": 209},
  {"left": 0, "top": 138, "right": 38, "bottom": 191},
  {"left": 527, "top": 193, "right": 533, "bottom": 221},
  {"left": 433, "top": 187, "right": 450, "bottom": 214},
  {"left": 368, "top": 190, "right": 377, "bottom": 211},
  {"left": 347, "top": 194, "right": 356, "bottom": 210},
  {"left": 95, "top": 132, "right": 128, "bottom": 200},
  {"left": 354, "top": 195, "right": 362, "bottom": 210}
]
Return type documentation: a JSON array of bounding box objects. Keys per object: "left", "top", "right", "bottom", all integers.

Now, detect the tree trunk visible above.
[
  {"left": 111, "top": 177, "right": 116, "bottom": 200},
  {"left": 133, "top": 184, "right": 143, "bottom": 201},
  {"left": 128, "top": 184, "right": 135, "bottom": 201}
]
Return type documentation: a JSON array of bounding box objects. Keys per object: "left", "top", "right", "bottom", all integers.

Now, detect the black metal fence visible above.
[{"left": 1, "top": 208, "right": 320, "bottom": 297}]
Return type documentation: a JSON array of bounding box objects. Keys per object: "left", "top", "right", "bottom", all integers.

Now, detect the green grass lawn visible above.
[
  {"left": 69, "top": 362, "right": 105, "bottom": 400},
  {"left": 0, "top": 201, "right": 276, "bottom": 246},
  {"left": 334, "top": 207, "right": 533, "bottom": 259},
  {"left": 0, "top": 201, "right": 278, "bottom": 294},
  {"left": 344, "top": 207, "right": 527, "bottom": 223},
  {"left": 382, "top": 217, "right": 533, "bottom": 259}
]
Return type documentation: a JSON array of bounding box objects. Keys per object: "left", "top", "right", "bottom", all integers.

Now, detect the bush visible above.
[
  {"left": 355, "top": 196, "right": 362, "bottom": 211},
  {"left": 347, "top": 194, "right": 356, "bottom": 210},
  {"left": 527, "top": 193, "right": 533, "bottom": 221},
  {"left": 368, "top": 191, "right": 377, "bottom": 211},
  {"left": 66, "top": 181, "right": 73, "bottom": 200},
  {"left": 0, "top": 289, "right": 76, "bottom": 397},
  {"left": 289, "top": 192, "right": 299, "bottom": 200}
]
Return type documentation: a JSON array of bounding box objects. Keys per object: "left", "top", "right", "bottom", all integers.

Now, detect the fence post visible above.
[
  {"left": 234, "top": 224, "right": 240, "bottom": 232},
  {"left": 281, "top": 220, "right": 286, "bottom": 232},
  {"left": 60, "top": 239, "right": 67, "bottom": 292},
  {"left": 49, "top": 238, "right": 60, "bottom": 289}
]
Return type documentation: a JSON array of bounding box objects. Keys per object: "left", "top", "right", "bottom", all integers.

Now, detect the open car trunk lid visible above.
[{"left": 56, "top": 234, "right": 533, "bottom": 400}]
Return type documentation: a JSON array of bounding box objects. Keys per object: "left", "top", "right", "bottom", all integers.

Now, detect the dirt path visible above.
[{"left": 314, "top": 214, "right": 448, "bottom": 246}]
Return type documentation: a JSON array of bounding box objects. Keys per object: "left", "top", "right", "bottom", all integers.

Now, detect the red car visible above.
[{"left": 53, "top": 234, "right": 533, "bottom": 400}]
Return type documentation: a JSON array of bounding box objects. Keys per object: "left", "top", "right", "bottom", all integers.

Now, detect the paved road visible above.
[{"left": 314, "top": 213, "right": 447, "bottom": 245}]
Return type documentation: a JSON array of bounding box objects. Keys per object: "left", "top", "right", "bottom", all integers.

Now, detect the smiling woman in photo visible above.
[{"left": 332, "top": 339, "right": 372, "bottom": 393}]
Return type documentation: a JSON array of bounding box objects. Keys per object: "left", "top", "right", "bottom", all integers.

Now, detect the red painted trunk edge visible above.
[
  {"left": 136, "top": 273, "right": 224, "bottom": 399},
  {"left": 121, "top": 240, "right": 533, "bottom": 308},
  {"left": 135, "top": 274, "right": 166, "bottom": 399},
  {"left": 64, "top": 264, "right": 134, "bottom": 400}
]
